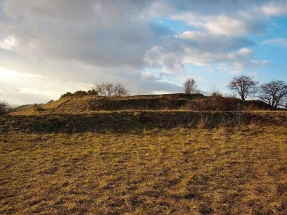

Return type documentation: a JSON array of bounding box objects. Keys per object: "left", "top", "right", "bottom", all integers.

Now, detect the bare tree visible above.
[
  {"left": 114, "top": 83, "right": 129, "bottom": 97},
  {"left": 94, "top": 82, "right": 114, "bottom": 97},
  {"left": 0, "top": 100, "right": 11, "bottom": 116},
  {"left": 94, "top": 82, "right": 129, "bottom": 97},
  {"left": 228, "top": 76, "right": 258, "bottom": 100},
  {"left": 258, "top": 80, "right": 287, "bottom": 109},
  {"left": 184, "top": 78, "right": 197, "bottom": 94}
]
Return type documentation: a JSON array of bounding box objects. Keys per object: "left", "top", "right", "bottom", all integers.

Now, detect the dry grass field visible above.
[
  {"left": 1, "top": 112, "right": 287, "bottom": 214},
  {"left": 1, "top": 94, "right": 287, "bottom": 214}
]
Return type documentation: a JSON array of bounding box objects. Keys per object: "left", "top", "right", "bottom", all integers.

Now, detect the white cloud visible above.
[
  {"left": 262, "top": 38, "right": 287, "bottom": 47},
  {"left": 182, "top": 47, "right": 270, "bottom": 73},
  {"left": 237, "top": 48, "right": 253, "bottom": 57},
  {"left": 141, "top": 72, "right": 157, "bottom": 81},
  {"left": 178, "top": 31, "right": 255, "bottom": 52},
  {"left": 151, "top": 90, "right": 173, "bottom": 94},
  {"left": 145, "top": 31, "right": 264, "bottom": 74},
  {"left": 0, "top": 67, "right": 93, "bottom": 104},
  {"left": 0, "top": 36, "right": 16, "bottom": 50},
  {"left": 250, "top": 60, "right": 271, "bottom": 66},
  {"left": 173, "top": 12, "right": 266, "bottom": 36},
  {"left": 171, "top": 13, "right": 204, "bottom": 27},
  {"left": 17, "top": 87, "right": 59, "bottom": 99},
  {"left": 205, "top": 15, "right": 247, "bottom": 36},
  {"left": 261, "top": 2, "right": 287, "bottom": 16},
  {"left": 0, "top": 67, "right": 42, "bottom": 78},
  {"left": 178, "top": 31, "right": 203, "bottom": 40},
  {"left": 144, "top": 44, "right": 185, "bottom": 74}
]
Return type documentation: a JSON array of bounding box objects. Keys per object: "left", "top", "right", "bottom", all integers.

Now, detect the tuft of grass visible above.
[{"left": 1, "top": 124, "right": 287, "bottom": 214}]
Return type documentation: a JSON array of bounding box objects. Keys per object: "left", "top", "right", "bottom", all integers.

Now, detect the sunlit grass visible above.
[{"left": 1, "top": 124, "right": 286, "bottom": 214}]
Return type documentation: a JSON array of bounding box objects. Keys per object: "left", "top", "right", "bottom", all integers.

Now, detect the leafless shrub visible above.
[
  {"left": 0, "top": 100, "right": 11, "bottom": 116},
  {"left": 94, "top": 82, "right": 129, "bottom": 97},
  {"left": 113, "top": 83, "right": 129, "bottom": 97},
  {"left": 208, "top": 87, "right": 224, "bottom": 110},
  {"left": 184, "top": 78, "right": 197, "bottom": 94}
]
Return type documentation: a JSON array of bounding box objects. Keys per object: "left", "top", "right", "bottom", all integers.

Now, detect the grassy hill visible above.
[
  {"left": 1, "top": 93, "right": 287, "bottom": 214},
  {"left": 11, "top": 93, "right": 272, "bottom": 115}
]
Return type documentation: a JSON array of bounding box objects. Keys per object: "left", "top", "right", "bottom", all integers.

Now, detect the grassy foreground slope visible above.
[
  {"left": 1, "top": 124, "right": 287, "bottom": 214},
  {"left": 1, "top": 94, "right": 287, "bottom": 214}
]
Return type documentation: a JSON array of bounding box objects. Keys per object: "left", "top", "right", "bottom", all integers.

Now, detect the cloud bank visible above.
[{"left": 0, "top": 0, "right": 286, "bottom": 104}]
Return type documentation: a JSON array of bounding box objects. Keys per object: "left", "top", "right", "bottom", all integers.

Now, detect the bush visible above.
[
  {"left": 33, "top": 104, "right": 44, "bottom": 112},
  {"left": 208, "top": 93, "right": 225, "bottom": 111},
  {"left": 87, "top": 89, "right": 98, "bottom": 95},
  {"left": 60, "top": 90, "right": 98, "bottom": 99},
  {"left": 0, "top": 100, "right": 11, "bottom": 116},
  {"left": 73, "top": 90, "right": 88, "bottom": 96},
  {"left": 60, "top": 92, "right": 72, "bottom": 99}
]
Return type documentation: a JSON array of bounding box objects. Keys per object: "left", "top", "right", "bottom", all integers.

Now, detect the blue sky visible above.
[{"left": 0, "top": 0, "right": 286, "bottom": 105}]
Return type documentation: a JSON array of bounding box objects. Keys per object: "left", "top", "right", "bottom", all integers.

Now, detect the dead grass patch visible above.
[{"left": 1, "top": 125, "right": 287, "bottom": 214}]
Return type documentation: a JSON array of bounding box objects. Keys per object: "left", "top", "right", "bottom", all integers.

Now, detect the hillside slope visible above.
[{"left": 12, "top": 93, "right": 272, "bottom": 115}]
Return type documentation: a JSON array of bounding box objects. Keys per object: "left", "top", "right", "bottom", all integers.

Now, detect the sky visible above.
[{"left": 0, "top": 0, "right": 286, "bottom": 105}]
